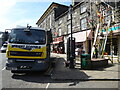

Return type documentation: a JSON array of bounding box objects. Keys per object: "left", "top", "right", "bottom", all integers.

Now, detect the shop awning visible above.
[
  {"left": 52, "top": 41, "right": 60, "bottom": 44},
  {"left": 68, "top": 30, "right": 92, "bottom": 42},
  {"left": 113, "top": 29, "right": 120, "bottom": 36},
  {"left": 52, "top": 36, "right": 64, "bottom": 44}
]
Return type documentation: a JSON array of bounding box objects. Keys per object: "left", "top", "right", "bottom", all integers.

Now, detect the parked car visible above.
[{"left": 0, "top": 43, "right": 7, "bottom": 53}]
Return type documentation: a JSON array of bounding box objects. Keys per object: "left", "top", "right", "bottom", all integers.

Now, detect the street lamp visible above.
[{"left": 69, "top": 4, "right": 74, "bottom": 69}]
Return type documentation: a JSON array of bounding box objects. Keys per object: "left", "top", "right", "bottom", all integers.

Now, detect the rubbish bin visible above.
[{"left": 81, "top": 54, "right": 91, "bottom": 69}]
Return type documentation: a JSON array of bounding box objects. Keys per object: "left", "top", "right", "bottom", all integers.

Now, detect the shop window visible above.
[
  {"left": 105, "top": 43, "right": 110, "bottom": 55},
  {"left": 80, "top": 18, "right": 87, "bottom": 30},
  {"left": 113, "top": 38, "right": 118, "bottom": 55},
  {"left": 105, "top": 38, "right": 118, "bottom": 55}
]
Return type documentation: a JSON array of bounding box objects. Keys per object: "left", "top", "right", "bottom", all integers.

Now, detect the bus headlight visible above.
[
  {"left": 8, "top": 60, "right": 13, "bottom": 63},
  {"left": 6, "top": 60, "right": 8, "bottom": 63}
]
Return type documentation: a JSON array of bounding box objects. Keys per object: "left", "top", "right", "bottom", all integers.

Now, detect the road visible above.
[{"left": 0, "top": 53, "right": 119, "bottom": 89}]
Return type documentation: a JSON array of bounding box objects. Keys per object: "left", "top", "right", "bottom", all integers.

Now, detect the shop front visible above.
[
  {"left": 101, "top": 24, "right": 120, "bottom": 60},
  {"left": 64, "top": 30, "right": 92, "bottom": 54},
  {"left": 52, "top": 36, "right": 64, "bottom": 54},
  {"left": 108, "top": 29, "right": 120, "bottom": 58}
]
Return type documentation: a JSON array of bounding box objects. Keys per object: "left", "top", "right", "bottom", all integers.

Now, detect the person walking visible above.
[{"left": 94, "top": 45, "right": 98, "bottom": 58}]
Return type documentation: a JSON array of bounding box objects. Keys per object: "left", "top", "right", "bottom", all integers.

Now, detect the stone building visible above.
[
  {"left": 36, "top": 2, "right": 69, "bottom": 54},
  {"left": 36, "top": 1, "right": 120, "bottom": 59},
  {"left": 94, "top": 1, "right": 120, "bottom": 59},
  {"left": 71, "top": 0, "right": 120, "bottom": 59},
  {"left": 36, "top": 2, "right": 68, "bottom": 35},
  {"left": 36, "top": 1, "right": 99, "bottom": 54},
  {"left": 54, "top": 1, "right": 94, "bottom": 54}
]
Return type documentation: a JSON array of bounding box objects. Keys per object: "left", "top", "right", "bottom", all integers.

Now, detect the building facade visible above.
[
  {"left": 36, "top": 2, "right": 69, "bottom": 54},
  {"left": 36, "top": 2, "right": 68, "bottom": 34},
  {"left": 36, "top": 1, "right": 120, "bottom": 59},
  {"left": 54, "top": 1, "right": 94, "bottom": 54},
  {"left": 95, "top": 1, "right": 120, "bottom": 59}
]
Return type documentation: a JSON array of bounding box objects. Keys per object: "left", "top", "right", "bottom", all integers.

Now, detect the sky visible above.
[{"left": 0, "top": 0, "right": 71, "bottom": 32}]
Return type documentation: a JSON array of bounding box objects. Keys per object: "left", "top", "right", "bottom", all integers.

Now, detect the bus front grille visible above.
[{"left": 10, "top": 51, "right": 42, "bottom": 57}]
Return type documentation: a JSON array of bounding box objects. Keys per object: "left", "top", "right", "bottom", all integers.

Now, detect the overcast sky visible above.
[{"left": 0, "top": 0, "right": 71, "bottom": 32}]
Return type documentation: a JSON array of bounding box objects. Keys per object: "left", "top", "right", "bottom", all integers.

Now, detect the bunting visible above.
[{"left": 96, "top": 10, "right": 104, "bottom": 23}]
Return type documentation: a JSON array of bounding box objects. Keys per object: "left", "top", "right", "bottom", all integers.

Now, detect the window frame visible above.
[
  {"left": 67, "top": 13, "right": 71, "bottom": 21},
  {"left": 58, "top": 19, "right": 62, "bottom": 25},
  {"left": 80, "top": 17, "right": 88, "bottom": 30},
  {"left": 80, "top": 3, "right": 87, "bottom": 14}
]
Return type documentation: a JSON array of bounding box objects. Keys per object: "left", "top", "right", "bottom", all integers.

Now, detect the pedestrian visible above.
[
  {"left": 75, "top": 45, "right": 81, "bottom": 56},
  {"left": 75, "top": 46, "right": 79, "bottom": 56},
  {"left": 94, "top": 45, "right": 98, "bottom": 58},
  {"left": 79, "top": 47, "right": 83, "bottom": 55}
]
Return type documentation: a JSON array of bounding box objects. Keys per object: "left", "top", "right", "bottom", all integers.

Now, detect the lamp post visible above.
[{"left": 69, "top": 4, "right": 74, "bottom": 69}]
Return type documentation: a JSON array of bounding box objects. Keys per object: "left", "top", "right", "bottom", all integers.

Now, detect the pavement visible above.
[{"left": 51, "top": 53, "right": 120, "bottom": 80}]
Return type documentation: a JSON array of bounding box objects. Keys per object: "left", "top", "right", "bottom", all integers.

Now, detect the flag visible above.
[
  {"left": 87, "top": 18, "right": 93, "bottom": 27},
  {"left": 96, "top": 11, "right": 101, "bottom": 17},
  {"left": 96, "top": 10, "right": 104, "bottom": 23}
]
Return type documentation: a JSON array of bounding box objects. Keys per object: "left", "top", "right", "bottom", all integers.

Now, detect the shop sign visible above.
[
  {"left": 102, "top": 24, "right": 120, "bottom": 32},
  {"left": 54, "top": 36, "right": 63, "bottom": 42},
  {"left": 54, "top": 32, "right": 58, "bottom": 37}
]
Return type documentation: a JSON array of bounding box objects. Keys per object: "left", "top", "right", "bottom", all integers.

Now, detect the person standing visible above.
[
  {"left": 75, "top": 47, "right": 79, "bottom": 56},
  {"left": 94, "top": 45, "right": 98, "bottom": 58}
]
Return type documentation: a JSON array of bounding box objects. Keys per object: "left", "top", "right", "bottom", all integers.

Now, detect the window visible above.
[
  {"left": 80, "top": 18, "right": 87, "bottom": 30},
  {"left": 67, "top": 24, "right": 71, "bottom": 34},
  {"left": 48, "top": 17, "right": 50, "bottom": 28},
  {"left": 58, "top": 28, "right": 62, "bottom": 36},
  {"left": 80, "top": 4, "right": 87, "bottom": 14},
  {"left": 67, "top": 13, "right": 71, "bottom": 20},
  {"left": 59, "top": 19, "right": 62, "bottom": 25},
  {"left": 9, "top": 29, "right": 46, "bottom": 44},
  {"left": 49, "top": 15, "right": 52, "bottom": 28},
  {"left": 105, "top": 16, "right": 111, "bottom": 23}
]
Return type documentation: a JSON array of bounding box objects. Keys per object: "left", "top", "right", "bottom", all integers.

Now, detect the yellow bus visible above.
[{"left": 6, "top": 26, "right": 52, "bottom": 73}]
